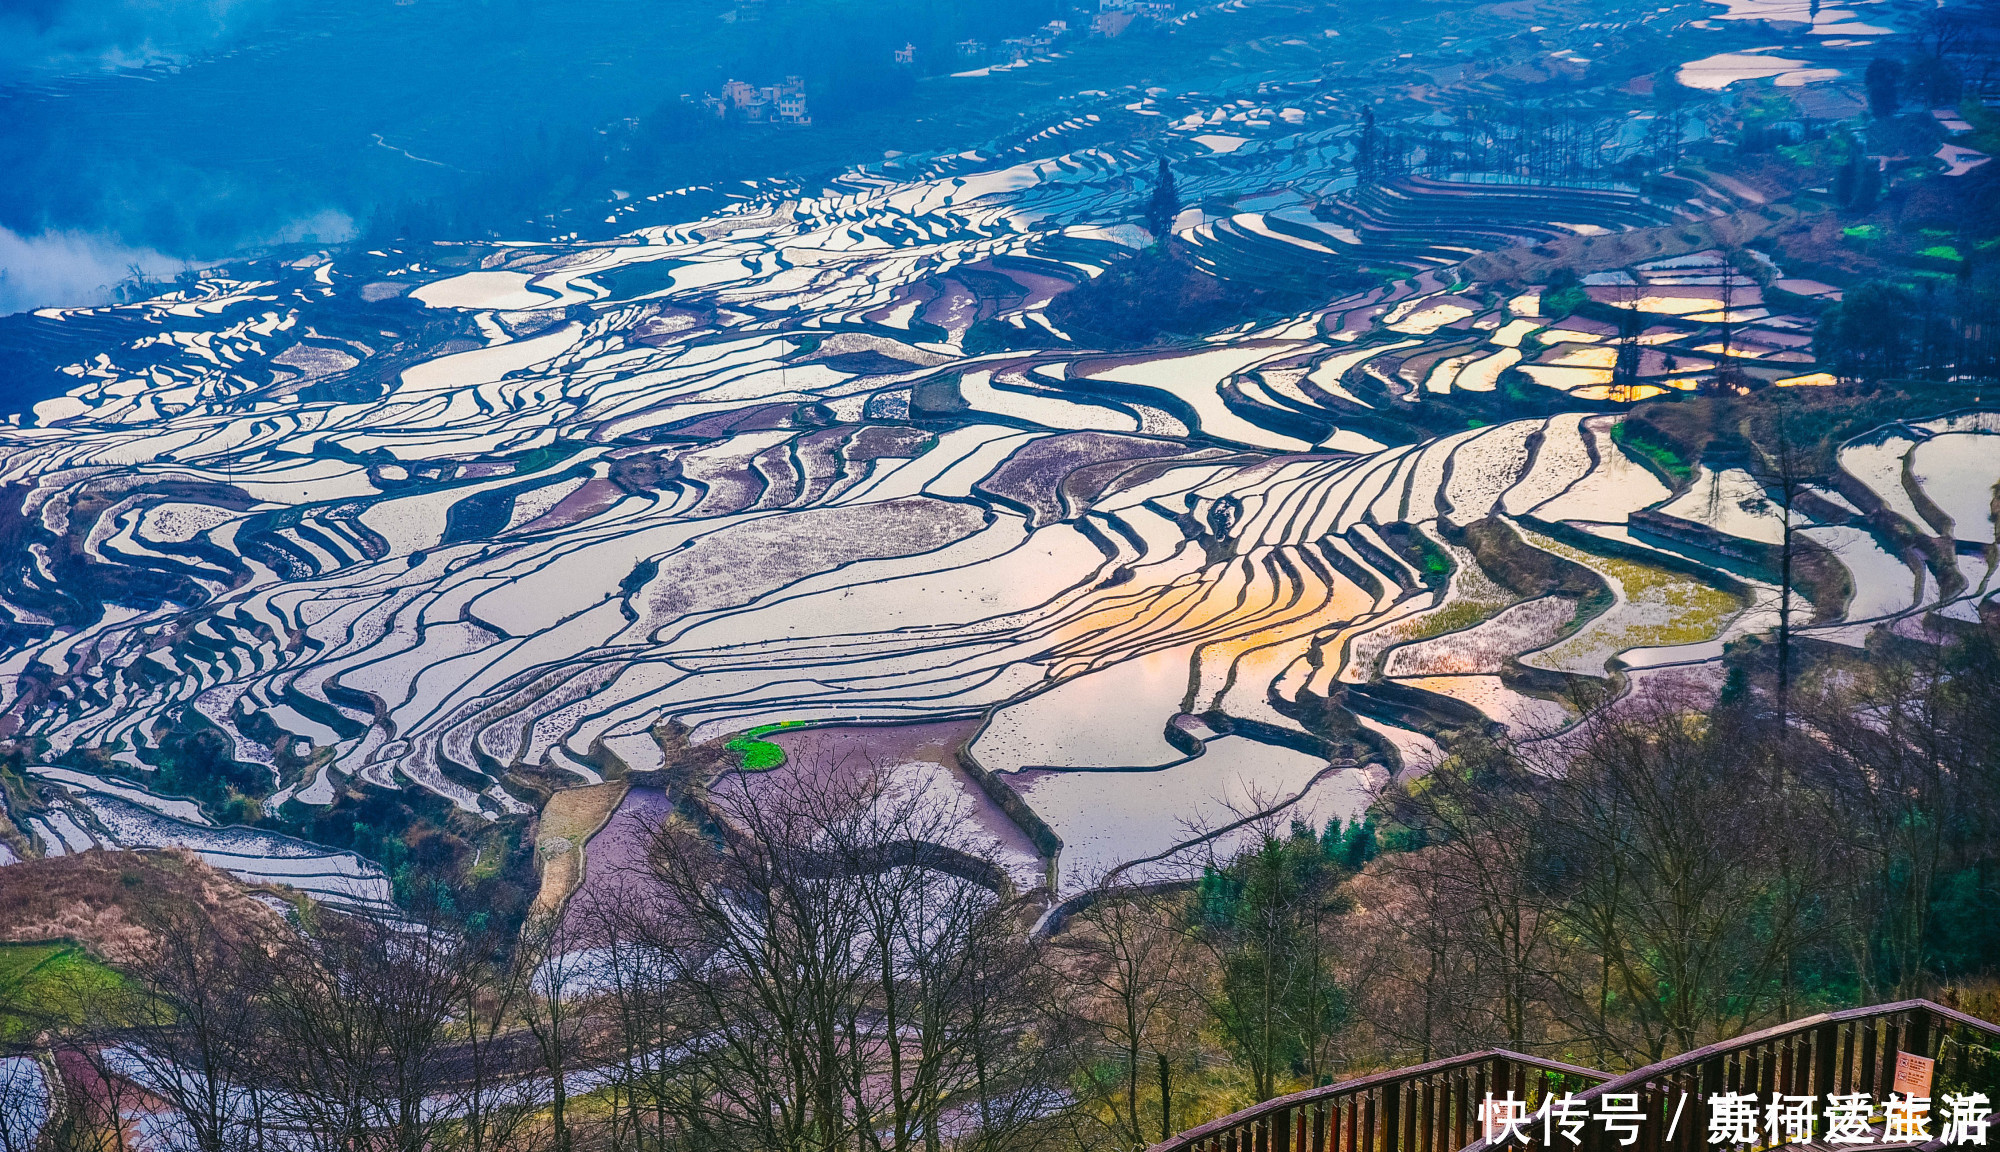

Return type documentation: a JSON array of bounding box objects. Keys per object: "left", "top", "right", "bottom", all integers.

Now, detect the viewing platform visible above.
[{"left": 1154, "top": 1001, "right": 1999, "bottom": 1152}]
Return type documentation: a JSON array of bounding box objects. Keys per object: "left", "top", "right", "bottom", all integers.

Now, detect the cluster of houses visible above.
[
  {"left": 952, "top": 20, "right": 1071, "bottom": 65},
  {"left": 705, "top": 0, "right": 1181, "bottom": 107},
  {"left": 698, "top": 76, "right": 811, "bottom": 126},
  {"left": 946, "top": 0, "right": 1174, "bottom": 66},
  {"left": 1090, "top": 0, "right": 1177, "bottom": 36}
]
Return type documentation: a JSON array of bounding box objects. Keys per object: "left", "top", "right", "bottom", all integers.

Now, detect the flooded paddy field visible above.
[{"left": 0, "top": 0, "right": 1989, "bottom": 914}]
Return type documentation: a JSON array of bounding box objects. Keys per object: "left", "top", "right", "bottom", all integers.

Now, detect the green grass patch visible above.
[
  {"left": 1407, "top": 596, "right": 1501, "bottom": 640},
  {"left": 1958, "top": 100, "right": 2000, "bottom": 156},
  {"left": 1843, "top": 224, "right": 1884, "bottom": 241},
  {"left": 511, "top": 439, "right": 590, "bottom": 477},
  {"left": 725, "top": 721, "right": 810, "bottom": 770},
  {"left": 725, "top": 738, "right": 785, "bottom": 770},
  {"left": 1542, "top": 284, "right": 1589, "bottom": 319},
  {"left": 467, "top": 829, "right": 512, "bottom": 882},
  {"left": 1411, "top": 533, "right": 1452, "bottom": 586},
  {"left": 1612, "top": 419, "right": 1694, "bottom": 483},
  {"left": 0, "top": 942, "right": 126, "bottom": 1039},
  {"left": 1776, "top": 141, "right": 1826, "bottom": 168},
  {"left": 1919, "top": 245, "right": 1963, "bottom": 262}
]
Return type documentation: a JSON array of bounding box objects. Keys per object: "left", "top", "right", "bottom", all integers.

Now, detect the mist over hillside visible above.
[{"left": 0, "top": 0, "right": 1114, "bottom": 315}]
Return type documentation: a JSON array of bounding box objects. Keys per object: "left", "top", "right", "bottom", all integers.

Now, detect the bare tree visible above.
[
  {"left": 1341, "top": 842, "right": 1491, "bottom": 1064},
  {"left": 1381, "top": 738, "right": 1563, "bottom": 1055},
  {"left": 586, "top": 894, "right": 704, "bottom": 1152},
  {"left": 1714, "top": 249, "right": 1742, "bottom": 389},
  {"left": 260, "top": 906, "right": 472, "bottom": 1152},
  {"left": 1803, "top": 635, "right": 2000, "bottom": 999},
  {"left": 109, "top": 908, "right": 273, "bottom": 1152},
  {"left": 514, "top": 913, "right": 592, "bottom": 1152},
  {"left": 1048, "top": 886, "right": 1195, "bottom": 1148},
  {"left": 454, "top": 924, "right": 551, "bottom": 1152},
  {"left": 41, "top": 1044, "right": 142, "bottom": 1152},
  {"left": 1529, "top": 689, "right": 1836, "bottom": 1060},
  {"left": 0, "top": 1054, "right": 56, "bottom": 1152},
  {"left": 596, "top": 760, "right": 1067, "bottom": 1152}
]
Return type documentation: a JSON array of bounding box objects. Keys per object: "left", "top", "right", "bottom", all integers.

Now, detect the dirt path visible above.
[{"left": 530, "top": 782, "right": 629, "bottom": 916}]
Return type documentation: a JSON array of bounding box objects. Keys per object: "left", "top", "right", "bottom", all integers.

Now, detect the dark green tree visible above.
[
  {"left": 1144, "top": 156, "right": 1181, "bottom": 240},
  {"left": 1853, "top": 155, "right": 1882, "bottom": 210},
  {"left": 1191, "top": 822, "right": 1351, "bottom": 1100},
  {"left": 1357, "top": 107, "right": 1380, "bottom": 179},
  {"left": 1321, "top": 815, "right": 1378, "bottom": 872},
  {"left": 1865, "top": 57, "right": 1902, "bottom": 118},
  {"left": 1815, "top": 279, "right": 1916, "bottom": 380}
]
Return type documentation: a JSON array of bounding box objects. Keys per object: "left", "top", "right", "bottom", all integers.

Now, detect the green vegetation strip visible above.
[
  {"left": 725, "top": 720, "right": 810, "bottom": 770},
  {"left": 1612, "top": 419, "right": 1693, "bottom": 483}
]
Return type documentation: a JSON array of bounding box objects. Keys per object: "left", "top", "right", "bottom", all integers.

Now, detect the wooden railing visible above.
[
  {"left": 1454, "top": 1000, "right": 2000, "bottom": 1152},
  {"left": 1153, "top": 1001, "right": 2000, "bottom": 1152},
  {"left": 1152, "top": 1050, "right": 1610, "bottom": 1152}
]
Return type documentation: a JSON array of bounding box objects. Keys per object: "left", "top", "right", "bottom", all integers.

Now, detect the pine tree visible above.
[
  {"left": 1357, "top": 106, "right": 1379, "bottom": 180},
  {"left": 1854, "top": 157, "right": 1882, "bottom": 209},
  {"left": 1320, "top": 814, "right": 1377, "bottom": 871},
  {"left": 1194, "top": 832, "right": 1350, "bottom": 1099},
  {"left": 1613, "top": 307, "right": 1644, "bottom": 399},
  {"left": 1144, "top": 156, "right": 1181, "bottom": 241}
]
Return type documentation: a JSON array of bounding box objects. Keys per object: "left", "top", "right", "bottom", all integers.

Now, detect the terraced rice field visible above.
[
  {"left": 14, "top": 770, "right": 395, "bottom": 913},
  {"left": 1390, "top": 675, "right": 1574, "bottom": 735},
  {"left": 1384, "top": 596, "right": 1576, "bottom": 676},
  {"left": 1517, "top": 528, "right": 1745, "bottom": 675},
  {"left": 1908, "top": 434, "right": 2000, "bottom": 544},
  {"left": 0, "top": 70, "right": 1991, "bottom": 905},
  {"left": 1006, "top": 736, "right": 1374, "bottom": 891}
]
